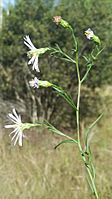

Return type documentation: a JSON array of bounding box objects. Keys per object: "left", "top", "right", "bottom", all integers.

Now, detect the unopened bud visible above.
[
  {"left": 93, "top": 35, "right": 101, "bottom": 45},
  {"left": 53, "top": 16, "right": 71, "bottom": 29},
  {"left": 39, "top": 80, "right": 52, "bottom": 88}
]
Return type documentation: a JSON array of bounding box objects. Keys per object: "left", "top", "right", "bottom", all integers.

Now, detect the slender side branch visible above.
[{"left": 51, "top": 45, "right": 76, "bottom": 64}]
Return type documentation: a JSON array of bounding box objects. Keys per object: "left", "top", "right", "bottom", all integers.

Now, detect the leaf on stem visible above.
[
  {"left": 54, "top": 139, "right": 78, "bottom": 149},
  {"left": 86, "top": 174, "right": 95, "bottom": 194},
  {"left": 85, "top": 113, "right": 103, "bottom": 151},
  {"left": 44, "top": 121, "right": 77, "bottom": 142},
  {"left": 86, "top": 146, "right": 96, "bottom": 180},
  {"left": 50, "top": 44, "right": 76, "bottom": 64},
  {"left": 81, "top": 63, "right": 93, "bottom": 83},
  {"left": 52, "top": 84, "right": 77, "bottom": 111}
]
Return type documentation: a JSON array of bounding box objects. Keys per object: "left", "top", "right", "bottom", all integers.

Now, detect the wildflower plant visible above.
[{"left": 5, "top": 16, "right": 104, "bottom": 199}]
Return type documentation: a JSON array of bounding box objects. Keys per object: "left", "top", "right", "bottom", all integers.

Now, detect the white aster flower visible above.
[
  {"left": 5, "top": 109, "right": 24, "bottom": 146},
  {"left": 85, "top": 28, "right": 94, "bottom": 40},
  {"left": 24, "top": 35, "right": 40, "bottom": 72},
  {"left": 29, "top": 77, "right": 52, "bottom": 89},
  {"left": 29, "top": 77, "right": 39, "bottom": 88},
  {"left": 24, "top": 35, "right": 50, "bottom": 72}
]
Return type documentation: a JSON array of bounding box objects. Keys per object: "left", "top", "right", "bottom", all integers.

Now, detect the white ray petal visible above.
[
  {"left": 12, "top": 109, "right": 19, "bottom": 119},
  {"left": 24, "top": 41, "right": 34, "bottom": 50},
  {"left": 11, "top": 129, "right": 19, "bottom": 141},
  {"left": 8, "top": 113, "right": 18, "bottom": 123},
  {"left": 24, "top": 35, "right": 36, "bottom": 50},
  {"left": 18, "top": 131, "right": 23, "bottom": 146},
  {"left": 33, "top": 57, "right": 39, "bottom": 72},
  {"left": 28, "top": 56, "right": 35, "bottom": 65},
  {"left": 13, "top": 132, "right": 20, "bottom": 146},
  {"left": 9, "top": 128, "right": 18, "bottom": 136},
  {"left": 4, "top": 124, "right": 17, "bottom": 129}
]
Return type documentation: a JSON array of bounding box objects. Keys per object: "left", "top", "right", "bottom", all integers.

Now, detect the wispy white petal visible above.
[
  {"left": 4, "top": 124, "right": 17, "bottom": 129},
  {"left": 12, "top": 109, "right": 20, "bottom": 120},
  {"left": 18, "top": 131, "right": 23, "bottom": 146},
  {"left": 32, "top": 57, "right": 39, "bottom": 72},
  {"left": 29, "top": 77, "right": 39, "bottom": 88},
  {"left": 9, "top": 128, "right": 18, "bottom": 136},
  {"left": 13, "top": 132, "right": 20, "bottom": 146},
  {"left": 8, "top": 113, "right": 19, "bottom": 123},
  {"left": 28, "top": 56, "right": 35, "bottom": 65},
  {"left": 24, "top": 35, "right": 36, "bottom": 50},
  {"left": 11, "top": 129, "right": 19, "bottom": 141}
]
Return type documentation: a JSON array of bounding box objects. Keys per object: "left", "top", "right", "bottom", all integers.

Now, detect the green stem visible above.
[
  {"left": 76, "top": 51, "right": 82, "bottom": 152},
  {"left": 81, "top": 154, "right": 99, "bottom": 198},
  {"left": 87, "top": 167, "right": 99, "bottom": 198},
  {"left": 70, "top": 27, "right": 78, "bottom": 51},
  {"left": 75, "top": 49, "right": 99, "bottom": 198}
]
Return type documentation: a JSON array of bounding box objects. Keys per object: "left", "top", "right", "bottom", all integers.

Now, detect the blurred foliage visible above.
[{"left": 1, "top": 0, "right": 112, "bottom": 127}]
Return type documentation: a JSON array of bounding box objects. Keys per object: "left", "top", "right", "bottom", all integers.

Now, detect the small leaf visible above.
[
  {"left": 85, "top": 113, "right": 103, "bottom": 150},
  {"left": 86, "top": 174, "right": 95, "bottom": 194},
  {"left": 52, "top": 84, "right": 77, "bottom": 111},
  {"left": 54, "top": 139, "right": 78, "bottom": 149},
  {"left": 44, "top": 121, "right": 77, "bottom": 142},
  {"left": 83, "top": 55, "right": 89, "bottom": 62},
  {"left": 81, "top": 64, "right": 93, "bottom": 83}
]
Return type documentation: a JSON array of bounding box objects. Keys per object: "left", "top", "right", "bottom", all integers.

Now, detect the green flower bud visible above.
[
  {"left": 53, "top": 16, "right": 71, "bottom": 29},
  {"left": 93, "top": 35, "right": 101, "bottom": 45},
  {"left": 39, "top": 80, "right": 52, "bottom": 88},
  {"left": 60, "top": 19, "right": 71, "bottom": 29}
]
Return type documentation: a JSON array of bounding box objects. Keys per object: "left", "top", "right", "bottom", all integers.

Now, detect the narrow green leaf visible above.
[
  {"left": 86, "top": 174, "right": 95, "bottom": 194},
  {"left": 85, "top": 113, "right": 103, "bottom": 150},
  {"left": 52, "top": 84, "right": 77, "bottom": 111},
  {"left": 81, "top": 64, "right": 93, "bottom": 83},
  {"left": 44, "top": 121, "right": 77, "bottom": 142},
  {"left": 54, "top": 139, "right": 78, "bottom": 149}
]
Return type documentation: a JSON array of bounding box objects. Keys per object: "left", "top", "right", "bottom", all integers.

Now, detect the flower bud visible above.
[
  {"left": 39, "top": 80, "right": 52, "bottom": 88},
  {"left": 92, "top": 35, "right": 101, "bottom": 45},
  {"left": 53, "top": 16, "right": 71, "bottom": 29}
]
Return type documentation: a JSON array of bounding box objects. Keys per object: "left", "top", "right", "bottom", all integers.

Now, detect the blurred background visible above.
[{"left": 0, "top": 0, "right": 112, "bottom": 198}]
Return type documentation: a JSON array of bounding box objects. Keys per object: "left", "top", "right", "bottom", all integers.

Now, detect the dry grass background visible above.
[{"left": 0, "top": 114, "right": 112, "bottom": 199}]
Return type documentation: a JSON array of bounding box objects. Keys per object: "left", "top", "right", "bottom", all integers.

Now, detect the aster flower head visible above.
[
  {"left": 85, "top": 28, "right": 94, "bottom": 40},
  {"left": 24, "top": 35, "right": 50, "bottom": 72},
  {"left": 85, "top": 28, "right": 101, "bottom": 45},
  {"left": 53, "top": 16, "right": 62, "bottom": 25},
  {"left": 29, "top": 77, "right": 52, "bottom": 88},
  {"left": 29, "top": 77, "right": 39, "bottom": 88},
  {"left": 5, "top": 109, "right": 24, "bottom": 146}
]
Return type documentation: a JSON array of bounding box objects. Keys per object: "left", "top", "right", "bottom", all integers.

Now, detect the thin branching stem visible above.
[
  {"left": 73, "top": 30, "right": 99, "bottom": 198},
  {"left": 75, "top": 51, "right": 82, "bottom": 152}
]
